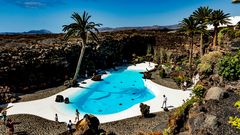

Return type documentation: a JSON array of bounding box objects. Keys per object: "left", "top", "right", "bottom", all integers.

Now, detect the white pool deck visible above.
[{"left": 6, "top": 62, "right": 191, "bottom": 124}]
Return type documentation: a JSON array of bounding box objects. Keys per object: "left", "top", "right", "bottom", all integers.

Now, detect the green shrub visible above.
[
  {"left": 159, "top": 69, "right": 167, "bottom": 78},
  {"left": 175, "top": 66, "right": 182, "bottom": 71},
  {"left": 173, "top": 76, "right": 183, "bottom": 85},
  {"left": 229, "top": 116, "right": 240, "bottom": 129},
  {"left": 218, "top": 51, "right": 240, "bottom": 80},
  {"left": 234, "top": 101, "right": 240, "bottom": 109},
  {"left": 198, "top": 51, "right": 222, "bottom": 73},
  {"left": 235, "top": 30, "right": 240, "bottom": 38},
  {"left": 174, "top": 97, "right": 198, "bottom": 117},
  {"left": 218, "top": 28, "right": 235, "bottom": 45},
  {"left": 192, "top": 84, "right": 206, "bottom": 98}
]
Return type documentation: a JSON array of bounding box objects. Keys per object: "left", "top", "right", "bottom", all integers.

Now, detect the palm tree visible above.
[
  {"left": 192, "top": 6, "right": 212, "bottom": 57},
  {"left": 210, "top": 9, "right": 230, "bottom": 48},
  {"left": 180, "top": 16, "right": 199, "bottom": 69},
  {"left": 62, "top": 11, "right": 102, "bottom": 84}
]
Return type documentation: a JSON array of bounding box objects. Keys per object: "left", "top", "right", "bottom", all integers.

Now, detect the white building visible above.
[{"left": 207, "top": 16, "right": 240, "bottom": 30}]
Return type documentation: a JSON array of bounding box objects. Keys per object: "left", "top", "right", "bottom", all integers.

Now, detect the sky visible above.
[{"left": 0, "top": 0, "right": 239, "bottom": 33}]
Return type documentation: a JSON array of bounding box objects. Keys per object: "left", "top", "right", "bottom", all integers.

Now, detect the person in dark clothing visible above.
[{"left": 6, "top": 119, "right": 14, "bottom": 135}]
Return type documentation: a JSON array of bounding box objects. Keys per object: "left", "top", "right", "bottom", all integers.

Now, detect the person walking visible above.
[
  {"left": 55, "top": 113, "right": 58, "bottom": 122},
  {"left": 67, "top": 120, "right": 72, "bottom": 134},
  {"left": 161, "top": 95, "right": 167, "bottom": 109},
  {"left": 74, "top": 109, "right": 80, "bottom": 123}
]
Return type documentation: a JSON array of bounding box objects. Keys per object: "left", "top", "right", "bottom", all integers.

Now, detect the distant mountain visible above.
[
  {"left": 23, "top": 29, "right": 52, "bottom": 34},
  {"left": 0, "top": 29, "right": 52, "bottom": 35},
  {"left": 99, "top": 24, "right": 180, "bottom": 32}
]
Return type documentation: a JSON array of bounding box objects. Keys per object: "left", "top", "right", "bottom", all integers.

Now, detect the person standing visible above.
[
  {"left": 6, "top": 119, "right": 14, "bottom": 135},
  {"left": 161, "top": 95, "right": 167, "bottom": 108},
  {"left": 55, "top": 113, "right": 58, "bottom": 122},
  {"left": 2, "top": 110, "right": 7, "bottom": 125},
  {"left": 74, "top": 109, "right": 80, "bottom": 123},
  {"left": 183, "top": 81, "right": 187, "bottom": 91},
  {"left": 67, "top": 120, "right": 72, "bottom": 134}
]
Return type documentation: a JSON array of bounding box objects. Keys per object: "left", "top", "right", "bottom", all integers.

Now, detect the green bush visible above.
[
  {"left": 175, "top": 66, "right": 182, "bottom": 71},
  {"left": 234, "top": 101, "right": 240, "bottom": 109},
  {"left": 229, "top": 100, "right": 240, "bottom": 129},
  {"left": 159, "top": 69, "right": 167, "bottom": 78},
  {"left": 173, "top": 76, "right": 183, "bottom": 85},
  {"left": 229, "top": 116, "right": 240, "bottom": 129},
  {"left": 174, "top": 97, "right": 198, "bottom": 117},
  {"left": 192, "top": 84, "right": 206, "bottom": 98},
  {"left": 198, "top": 51, "right": 222, "bottom": 73},
  {"left": 235, "top": 30, "right": 240, "bottom": 38},
  {"left": 218, "top": 51, "right": 240, "bottom": 80}
]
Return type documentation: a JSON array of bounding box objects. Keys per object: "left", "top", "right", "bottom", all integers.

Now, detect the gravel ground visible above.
[
  {"left": 0, "top": 110, "right": 173, "bottom": 135},
  {"left": 100, "top": 110, "right": 173, "bottom": 135},
  {"left": 17, "top": 85, "right": 66, "bottom": 102},
  {"left": 0, "top": 114, "right": 67, "bottom": 135},
  {"left": 203, "top": 92, "right": 240, "bottom": 135},
  {"left": 151, "top": 70, "right": 179, "bottom": 89}
]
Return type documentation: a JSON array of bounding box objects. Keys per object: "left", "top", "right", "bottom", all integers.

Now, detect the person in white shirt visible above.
[{"left": 161, "top": 95, "right": 167, "bottom": 108}]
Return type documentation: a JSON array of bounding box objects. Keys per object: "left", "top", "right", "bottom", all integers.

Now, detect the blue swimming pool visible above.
[{"left": 67, "top": 68, "right": 155, "bottom": 115}]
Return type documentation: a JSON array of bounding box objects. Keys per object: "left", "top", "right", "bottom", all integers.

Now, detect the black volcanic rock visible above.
[
  {"left": 232, "top": 0, "right": 240, "bottom": 3},
  {"left": 98, "top": 24, "right": 180, "bottom": 32}
]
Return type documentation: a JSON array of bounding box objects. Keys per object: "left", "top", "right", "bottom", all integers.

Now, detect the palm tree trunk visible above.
[
  {"left": 213, "top": 25, "right": 218, "bottom": 49},
  {"left": 73, "top": 42, "right": 86, "bottom": 82},
  {"left": 189, "top": 35, "right": 194, "bottom": 69},
  {"left": 200, "top": 32, "right": 203, "bottom": 57}
]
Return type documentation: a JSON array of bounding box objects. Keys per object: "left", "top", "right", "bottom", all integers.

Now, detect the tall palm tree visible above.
[
  {"left": 180, "top": 16, "right": 199, "bottom": 69},
  {"left": 192, "top": 6, "right": 212, "bottom": 57},
  {"left": 210, "top": 9, "right": 230, "bottom": 48},
  {"left": 63, "top": 11, "right": 102, "bottom": 84}
]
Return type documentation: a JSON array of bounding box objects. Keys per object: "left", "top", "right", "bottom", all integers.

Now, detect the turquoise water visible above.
[{"left": 68, "top": 68, "right": 155, "bottom": 115}]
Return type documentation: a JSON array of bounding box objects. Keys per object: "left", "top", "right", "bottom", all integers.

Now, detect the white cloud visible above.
[{"left": 4, "top": 0, "right": 65, "bottom": 8}]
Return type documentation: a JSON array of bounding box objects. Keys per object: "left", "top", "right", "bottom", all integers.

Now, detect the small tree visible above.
[
  {"left": 62, "top": 11, "right": 101, "bottom": 85},
  {"left": 180, "top": 16, "right": 200, "bottom": 69},
  {"left": 210, "top": 9, "right": 230, "bottom": 48}
]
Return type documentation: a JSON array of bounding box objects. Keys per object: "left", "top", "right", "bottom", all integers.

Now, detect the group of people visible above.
[{"left": 55, "top": 109, "right": 80, "bottom": 134}]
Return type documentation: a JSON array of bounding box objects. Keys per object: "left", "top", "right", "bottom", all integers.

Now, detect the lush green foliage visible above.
[
  {"left": 218, "top": 51, "right": 240, "bottom": 80},
  {"left": 159, "top": 68, "right": 167, "bottom": 78},
  {"left": 235, "top": 30, "right": 240, "bottom": 38},
  {"left": 193, "top": 84, "right": 206, "bottom": 98},
  {"left": 228, "top": 101, "right": 240, "bottom": 129},
  {"left": 174, "top": 97, "right": 198, "bottom": 117},
  {"left": 218, "top": 28, "right": 235, "bottom": 45},
  {"left": 234, "top": 101, "right": 240, "bottom": 109},
  {"left": 229, "top": 116, "right": 240, "bottom": 129},
  {"left": 198, "top": 51, "right": 222, "bottom": 73}
]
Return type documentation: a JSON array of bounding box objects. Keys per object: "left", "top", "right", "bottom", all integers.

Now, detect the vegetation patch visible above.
[
  {"left": 218, "top": 50, "right": 240, "bottom": 80},
  {"left": 198, "top": 51, "right": 222, "bottom": 74},
  {"left": 165, "top": 97, "right": 199, "bottom": 135},
  {"left": 192, "top": 84, "right": 206, "bottom": 98}
]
